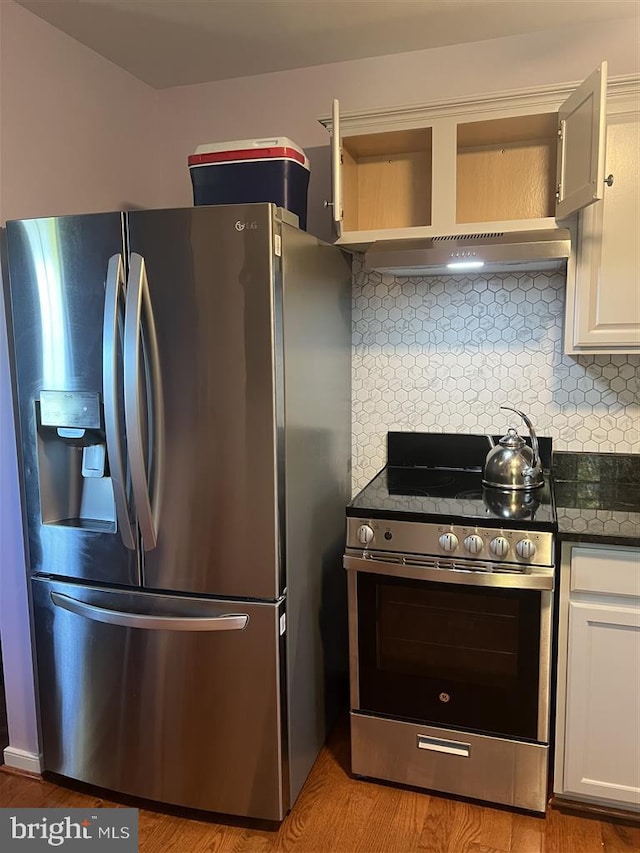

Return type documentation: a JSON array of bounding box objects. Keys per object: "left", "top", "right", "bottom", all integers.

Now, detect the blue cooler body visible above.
[{"left": 189, "top": 137, "right": 310, "bottom": 230}]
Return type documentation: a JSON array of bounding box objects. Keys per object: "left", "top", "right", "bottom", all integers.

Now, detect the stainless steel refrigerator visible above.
[{"left": 2, "top": 203, "right": 352, "bottom": 821}]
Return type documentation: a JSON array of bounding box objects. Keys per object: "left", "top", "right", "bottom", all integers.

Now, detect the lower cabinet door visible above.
[
  {"left": 32, "top": 577, "right": 287, "bottom": 820},
  {"left": 563, "top": 599, "right": 640, "bottom": 807}
]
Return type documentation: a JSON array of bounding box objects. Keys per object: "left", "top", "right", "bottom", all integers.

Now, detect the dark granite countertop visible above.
[{"left": 553, "top": 452, "right": 640, "bottom": 547}]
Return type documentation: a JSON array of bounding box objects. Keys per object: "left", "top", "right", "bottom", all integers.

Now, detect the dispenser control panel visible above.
[{"left": 39, "top": 390, "right": 101, "bottom": 429}]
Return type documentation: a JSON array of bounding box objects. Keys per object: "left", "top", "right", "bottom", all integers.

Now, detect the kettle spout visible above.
[{"left": 486, "top": 434, "right": 496, "bottom": 450}]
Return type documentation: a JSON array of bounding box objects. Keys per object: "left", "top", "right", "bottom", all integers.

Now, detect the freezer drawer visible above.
[{"left": 32, "top": 577, "right": 288, "bottom": 820}]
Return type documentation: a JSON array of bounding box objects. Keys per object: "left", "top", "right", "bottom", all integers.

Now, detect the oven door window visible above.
[{"left": 357, "top": 572, "right": 541, "bottom": 740}]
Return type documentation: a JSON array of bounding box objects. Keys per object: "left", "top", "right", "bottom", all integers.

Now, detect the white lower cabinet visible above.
[{"left": 554, "top": 544, "right": 640, "bottom": 811}]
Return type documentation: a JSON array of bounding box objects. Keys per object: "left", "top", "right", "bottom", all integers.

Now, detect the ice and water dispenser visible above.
[{"left": 36, "top": 390, "right": 117, "bottom": 531}]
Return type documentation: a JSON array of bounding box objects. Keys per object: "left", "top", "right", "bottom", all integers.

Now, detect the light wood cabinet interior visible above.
[
  {"left": 456, "top": 113, "right": 558, "bottom": 223},
  {"left": 342, "top": 129, "right": 432, "bottom": 232},
  {"left": 340, "top": 114, "right": 561, "bottom": 233}
]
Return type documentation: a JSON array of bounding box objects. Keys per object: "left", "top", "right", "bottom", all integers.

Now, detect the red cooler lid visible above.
[{"left": 188, "top": 136, "right": 309, "bottom": 169}]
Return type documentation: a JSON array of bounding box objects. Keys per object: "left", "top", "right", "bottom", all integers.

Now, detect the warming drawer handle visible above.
[
  {"left": 417, "top": 735, "right": 471, "bottom": 758},
  {"left": 51, "top": 592, "right": 249, "bottom": 632}
]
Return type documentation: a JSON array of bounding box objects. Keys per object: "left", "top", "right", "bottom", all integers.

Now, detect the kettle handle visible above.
[{"left": 500, "top": 406, "right": 540, "bottom": 470}]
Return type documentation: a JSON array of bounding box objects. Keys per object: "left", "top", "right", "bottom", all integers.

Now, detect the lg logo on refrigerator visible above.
[{"left": 234, "top": 220, "right": 258, "bottom": 232}]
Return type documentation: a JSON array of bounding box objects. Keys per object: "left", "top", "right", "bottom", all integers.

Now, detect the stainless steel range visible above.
[{"left": 344, "top": 432, "right": 557, "bottom": 813}]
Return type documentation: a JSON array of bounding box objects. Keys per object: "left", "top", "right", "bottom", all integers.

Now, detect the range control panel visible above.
[{"left": 346, "top": 517, "right": 555, "bottom": 569}]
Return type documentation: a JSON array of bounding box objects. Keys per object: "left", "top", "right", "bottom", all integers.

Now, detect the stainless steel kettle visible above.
[{"left": 483, "top": 407, "right": 544, "bottom": 491}]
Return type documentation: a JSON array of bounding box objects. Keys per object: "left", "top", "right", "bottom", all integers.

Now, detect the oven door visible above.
[{"left": 346, "top": 557, "right": 553, "bottom": 743}]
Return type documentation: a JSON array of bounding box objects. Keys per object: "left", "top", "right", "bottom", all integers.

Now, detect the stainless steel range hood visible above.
[{"left": 364, "top": 229, "right": 571, "bottom": 277}]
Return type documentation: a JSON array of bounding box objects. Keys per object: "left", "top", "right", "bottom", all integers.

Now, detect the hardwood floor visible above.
[{"left": 1, "top": 716, "right": 638, "bottom": 852}]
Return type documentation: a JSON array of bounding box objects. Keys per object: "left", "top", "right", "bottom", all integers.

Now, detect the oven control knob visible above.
[
  {"left": 356, "top": 524, "right": 375, "bottom": 546},
  {"left": 463, "top": 534, "right": 484, "bottom": 555},
  {"left": 516, "top": 538, "right": 537, "bottom": 559},
  {"left": 489, "top": 536, "right": 510, "bottom": 558},
  {"left": 438, "top": 532, "right": 459, "bottom": 552}
]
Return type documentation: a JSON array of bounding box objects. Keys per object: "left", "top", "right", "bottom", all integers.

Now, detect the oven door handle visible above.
[{"left": 343, "top": 555, "right": 554, "bottom": 590}]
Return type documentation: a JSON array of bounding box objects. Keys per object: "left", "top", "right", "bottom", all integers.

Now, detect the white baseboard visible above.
[{"left": 3, "top": 746, "right": 43, "bottom": 775}]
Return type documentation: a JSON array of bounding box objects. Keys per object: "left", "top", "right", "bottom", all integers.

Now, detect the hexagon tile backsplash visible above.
[{"left": 351, "top": 257, "right": 640, "bottom": 491}]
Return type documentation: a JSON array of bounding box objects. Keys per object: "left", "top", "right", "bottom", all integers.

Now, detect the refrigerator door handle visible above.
[
  {"left": 51, "top": 592, "right": 249, "bottom": 632},
  {"left": 124, "top": 252, "right": 164, "bottom": 551},
  {"left": 103, "top": 254, "right": 136, "bottom": 550}
]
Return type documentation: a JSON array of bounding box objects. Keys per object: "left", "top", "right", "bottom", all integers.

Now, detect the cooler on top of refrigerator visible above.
[{"left": 188, "top": 137, "right": 311, "bottom": 230}]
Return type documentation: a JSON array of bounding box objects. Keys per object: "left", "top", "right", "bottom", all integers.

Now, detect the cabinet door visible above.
[
  {"left": 330, "top": 98, "right": 343, "bottom": 238},
  {"left": 563, "top": 599, "right": 640, "bottom": 807},
  {"left": 566, "top": 112, "right": 640, "bottom": 352},
  {"left": 556, "top": 62, "right": 607, "bottom": 220}
]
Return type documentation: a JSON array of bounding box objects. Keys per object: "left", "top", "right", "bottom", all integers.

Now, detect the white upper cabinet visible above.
[
  {"left": 564, "top": 97, "right": 640, "bottom": 354},
  {"left": 324, "top": 63, "right": 609, "bottom": 247},
  {"left": 556, "top": 63, "right": 608, "bottom": 220}
]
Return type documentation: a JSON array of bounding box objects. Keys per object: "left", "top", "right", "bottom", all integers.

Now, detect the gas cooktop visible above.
[{"left": 348, "top": 432, "right": 557, "bottom": 532}]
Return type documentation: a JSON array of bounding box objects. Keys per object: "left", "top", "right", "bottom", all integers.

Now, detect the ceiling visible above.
[{"left": 15, "top": 0, "right": 640, "bottom": 89}]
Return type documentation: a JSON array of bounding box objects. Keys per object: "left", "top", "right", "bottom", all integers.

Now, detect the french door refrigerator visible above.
[{"left": 3, "top": 203, "right": 352, "bottom": 821}]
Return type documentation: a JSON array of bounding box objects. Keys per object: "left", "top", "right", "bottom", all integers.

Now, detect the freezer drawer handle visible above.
[
  {"left": 103, "top": 254, "right": 136, "bottom": 550},
  {"left": 124, "top": 252, "right": 165, "bottom": 551},
  {"left": 417, "top": 735, "right": 471, "bottom": 758},
  {"left": 51, "top": 592, "right": 249, "bottom": 632}
]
